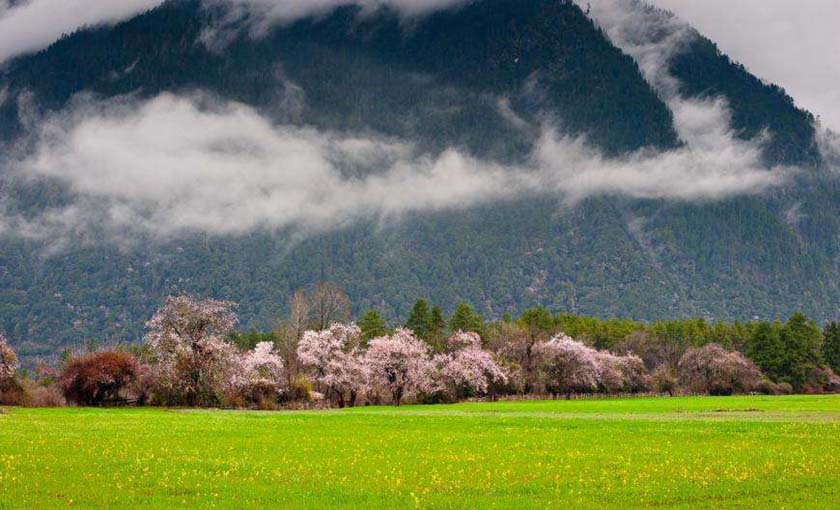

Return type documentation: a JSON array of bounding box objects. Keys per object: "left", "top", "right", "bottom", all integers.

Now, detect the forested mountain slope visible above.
[{"left": 0, "top": 0, "right": 836, "bottom": 361}]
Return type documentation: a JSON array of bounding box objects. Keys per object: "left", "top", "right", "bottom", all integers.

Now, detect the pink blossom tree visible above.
[
  {"left": 442, "top": 345, "right": 508, "bottom": 400},
  {"left": 298, "top": 323, "right": 367, "bottom": 407},
  {"left": 593, "top": 351, "right": 650, "bottom": 394},
  {"left": 0, "top": 333, "right": 17, "bottom": 383},
  {"left": 678, "top": 343, "right": 763, "bottom": 395},
  {"left": 145, "top": 296, "right": 240, "bottom": 407},
  {"left": 594, "top": 351, "right": 626, "bottom": 393},
  {"left": 619, "top": 353, "right": 650, "bottom": 393},
  {"left": 446, "top": 330, "right": 483, "bottom": 351},
  {"left": 233, "top": 341, "right": 287, "bottom": 406},
  {"left": 364, "top": 329, "right": 436, "bottom": 406},
  {"left": 535, "top": 334, "right": 599, "bottom": 399}
]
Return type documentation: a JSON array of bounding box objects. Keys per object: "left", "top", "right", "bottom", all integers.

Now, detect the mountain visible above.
[{"left": 0, "top": 0, "right": 837, "bottom": 362}]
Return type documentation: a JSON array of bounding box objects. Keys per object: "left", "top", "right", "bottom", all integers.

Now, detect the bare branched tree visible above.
[{"left": 310, "top": 282, "right": 351, "bottom": 331}]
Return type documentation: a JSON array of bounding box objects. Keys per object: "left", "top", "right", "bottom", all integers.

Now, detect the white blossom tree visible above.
[
  {"left": 442, "top": 346, "right": 508, "bottom": 399},
  {"left": 298, "top": 323, "right": 367, "bottom": 407},
  {"left": 594, "top": 351, "right": 626, "bottom": 393},
  {"left": 446, "top": 330, "right": 482, "bottom": 351},
  {"left": 0, "top": 333, "right": 18, "bottom": 383},
  {"left": 364, "top": 329, "right": 436, "bottom": 406},
  {"left": 618, "top": 353, "right": 649, "bottom": 393},
  {"left": 233, "top": 341, "right": 287, "bottom": 405},
  {"left": 678, "top": 343, "right": 762, "bottom": 395},
  {"left": 145, "top": 296, "right": 240, "bottom": 407},
  {"left": 535, "top": 334, "right": 599, "bottom": 398}
]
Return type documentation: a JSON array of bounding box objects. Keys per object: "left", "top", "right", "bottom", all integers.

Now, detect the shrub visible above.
[
  {"left": 285, "top": 375, "right": 313, "bottom": 403},
  {"left": 0, "top": 378, "right": 24, "bottom": 406},
  {"left": 754, "top": 379, "right": 792, "bottom": 395},
  {"left": 60, "top": 351, "right": 140, "bottom": 406},
  {"left": 21, "top": 380, "right": 66, "bottom": 407},
  {"left": 776, "top": 382, "right": 794, "bottom": 395},
  {"left": 802, "top": 366, "right": 840, "bottom": 394}
]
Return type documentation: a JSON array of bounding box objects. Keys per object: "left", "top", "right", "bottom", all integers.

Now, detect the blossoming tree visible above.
[
  {"left": 0, "top": 333, "right": 17, "bottom": 383},
  {"left": 535, "top": 334, "right": 599, "bottom": 398},
  {"left": 145, "top": 296, "right": 240, "bottom": 406},
  {"left": 441, "top": 331, "right": 508, "bottom": 399},
  {"left": 234, "top": 341, "right": 287, "bottom": 405},
  {"left": 678, "top": 343, "right": 763, "bottom": 395},
  {"left": 298, "top": 323, "right": 367, "bottom": 407},
  {"left": 364, "top": 329, "right": 435, "bottom": 406},
  {"left": 59, "top": 351, "right": 140, "bottom": 406}
]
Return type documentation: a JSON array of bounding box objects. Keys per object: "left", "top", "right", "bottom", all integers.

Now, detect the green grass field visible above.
[{"left": 1, "top": 396, "right": 838, "bottom": 509}]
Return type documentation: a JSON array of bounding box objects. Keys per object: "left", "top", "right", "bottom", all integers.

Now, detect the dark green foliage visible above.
[
  {"left": 824, "top": 322, "right": 840, "bottom": 374},
  {"left": 448, "top": 303, "right": 485, "bottom": 336},
  {"left": 405, "top": 300, "right": 433, "bottom": 340},
  {"left": 780, "top": 313, "right": 824, "bottom": 390},
  {"left": 430, "top": 307, "right": 447, "bottom": 337},
  {"left": 0, "top": 0, "right": 679, "bottom": 157},
  {"left": 518, "top": 307, "right": 554, "bottom": 334},
  {"left": 748, "top": 322, "right": 787, "bottom": 380},
  {"left": 358, "top": 311, "right": 387, "bottom": 342}
]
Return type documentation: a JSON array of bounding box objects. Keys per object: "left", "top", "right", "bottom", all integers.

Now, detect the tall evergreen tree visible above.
[
  {"left": 359, "top": 310, "right": 387, "bottom": 343},
  {"left": 748, "top": 322, "right": 786, "bottom": 381},
  {"left": 823, "top": 322, "right": 840, "bottom": 374},
  {"left": 518, "top": 307, "right": 555, "bottom": 338},
  {"left": 781, "top": 313, "right": 824, "bottom": 389},
  {"left": 430, "top": 306, "right": 447, "bottom": 337},
  {"left": 448, "top": 303, "right": 484, "bottom": 336},
  {"left": 405, "top": 300, "right": 433, "bottom": 340}
]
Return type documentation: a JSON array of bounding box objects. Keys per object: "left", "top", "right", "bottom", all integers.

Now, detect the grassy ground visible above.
[{"left": 1, "top": 395, "right": 838, "bottom": 509}]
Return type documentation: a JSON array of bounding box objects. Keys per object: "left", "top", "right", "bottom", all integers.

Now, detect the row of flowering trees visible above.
[
  {"left": 0, "top": 296, "right": 789, "bottom": 408},
  {"left": 299, "top": 327, "right": 510, "bottom": 407}
]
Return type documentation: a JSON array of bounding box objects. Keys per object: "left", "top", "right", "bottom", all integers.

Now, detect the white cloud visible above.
[
  {"left": 3, "top": 92, "right": 787, "bottom": 243},
  {"left": 0, "top": 0, "right": 165, "bottom": 64},
  {"left": 10, "top": 93, "right": 524, "bottom": 238}
]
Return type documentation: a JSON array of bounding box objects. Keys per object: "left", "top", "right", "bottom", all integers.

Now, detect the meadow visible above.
[{"left": 1, "top": 396, "right": 838, "bottom": 509}]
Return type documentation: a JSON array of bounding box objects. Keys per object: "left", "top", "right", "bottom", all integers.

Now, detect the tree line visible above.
[{"left": 1, "top": 282, "right": 839, "bottom": 408}]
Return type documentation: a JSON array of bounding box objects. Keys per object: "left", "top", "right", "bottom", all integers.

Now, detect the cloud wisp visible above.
[{"left": 2, "top": 91, "right": 786, "bottom": 244}]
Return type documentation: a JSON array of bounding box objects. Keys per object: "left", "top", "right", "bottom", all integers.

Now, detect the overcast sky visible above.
[{"left": 649, "top": 0, "right": 840, "bottom": 132}]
